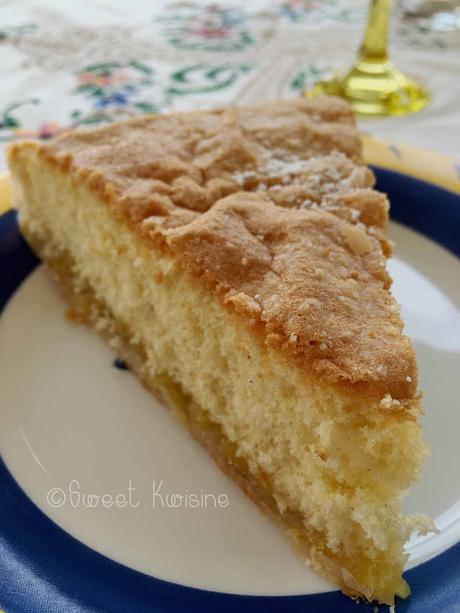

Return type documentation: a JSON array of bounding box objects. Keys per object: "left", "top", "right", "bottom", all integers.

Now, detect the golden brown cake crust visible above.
[{"left": 8, "top": 96, "right": 418, "bottom": 403}]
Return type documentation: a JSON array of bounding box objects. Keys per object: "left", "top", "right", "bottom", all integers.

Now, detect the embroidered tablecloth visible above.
[{"left": 0, "top": 0, "right": 459, "bottom": 173}]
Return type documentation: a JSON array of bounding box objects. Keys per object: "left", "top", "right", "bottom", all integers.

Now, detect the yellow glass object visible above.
[{"left": 306, "top": 0, "right": 430, "bottom": 116}]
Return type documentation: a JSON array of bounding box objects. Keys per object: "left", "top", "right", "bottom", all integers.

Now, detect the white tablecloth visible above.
[{"left": 0, "top": 0, "right": 459, "bottom": 172}]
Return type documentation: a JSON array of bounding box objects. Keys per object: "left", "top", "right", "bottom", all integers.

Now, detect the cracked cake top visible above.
[{"left": 17, "top": 96, "right": 417, "bottom": 404}]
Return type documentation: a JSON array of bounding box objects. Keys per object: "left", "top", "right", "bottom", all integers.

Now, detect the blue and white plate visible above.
[{"left": 0, "top": 151, "right": 459, "bottom": 612}]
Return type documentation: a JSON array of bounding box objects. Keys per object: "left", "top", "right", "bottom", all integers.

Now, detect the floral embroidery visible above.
[
  {"left": 0, "top": 23, "right": 36, "bottom": 43},
  {"left": 70, "top": 61, "right": 161, "bottom": 127},
  {"left": 74, "top": 62, "right": 157, "bottom": 111},
  {"left": 278, "top": 0, "right": 364, "bottom": 24},
  {"left": 396, "top": 20, "right": 448, "bottom": 50},
  {"left": 0, "top": 100, "right": 38, "bottom": 131},
  {"left": 0, "top": 59, "right": 253, "bottom": 143},
  {"left": 13, "top": 122, "right": 67, "bottom": 140},
  {"left": 0, "top": 61, "right": 162, "bottom": 140},
  {"left": 289, "top": 64, "right": 331, "bottom": 93},
  {"left": 0, "top": 99, "right": 55, "bottom": 142},
  {"left": 0, "top": 2, "right": 455, "bottom": 168},
  {"left": 0, "top": 98, "right": 67, "bottom": 141},
  {"left": 157, "top": 3, "right": 254, "bottom": 51},
  {"left": 167, "top": 64, "right": 251, "bottom": 96}
]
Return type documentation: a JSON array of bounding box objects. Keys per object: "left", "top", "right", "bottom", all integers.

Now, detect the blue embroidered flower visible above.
[{"left": 94, "top": 92, "right": 129, "bottom": 107}]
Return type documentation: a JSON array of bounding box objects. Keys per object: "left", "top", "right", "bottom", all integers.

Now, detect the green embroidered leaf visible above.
[
  {"left": 129, "top": 61, "right": 153, "bottom": 76},
  {"left": 83, "top": 62, "right": 120, "bottom": 75},
  {"left": 133, "top": 102, "right": 158, "bottom": 114},
  {"left": 167, "top": 64, "right": 250, "bottom": 96},
  {"left": 290, "top": 65, "right": 329, "bottom": 92},
  {"left": 0, "top": 98, "right": 40, "bottom": 131}
]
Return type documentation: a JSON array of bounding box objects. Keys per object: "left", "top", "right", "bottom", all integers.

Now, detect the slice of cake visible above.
[{"left": 8, "top": 97, "right": 430, "bottom": 605}]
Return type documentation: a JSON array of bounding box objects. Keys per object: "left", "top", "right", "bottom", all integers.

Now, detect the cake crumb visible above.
[
  {"left": 141, "top": 216, "right": 158, "bottom": 228},
  {"left": 380, "top": 393, "right": 401, "bottom": 409},
  {"left": 350, "top": 208, "right": 361, "bottom": 222},
  {"left": 265, "top": 332, "right": 283, "bottom": 347},
  {"left": 314, "top": 268, "right": 324, "bottom": 279},
  {"left": 341, "top": 223, "right": 372, "bottom": 255},
  {"left": 305, "top": 297, "right": 322, "bottom": 308}
]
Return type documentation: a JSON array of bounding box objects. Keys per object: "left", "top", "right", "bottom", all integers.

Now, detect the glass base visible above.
[{"left": 306, "top": 60, "right": 429, "bottom": 117}]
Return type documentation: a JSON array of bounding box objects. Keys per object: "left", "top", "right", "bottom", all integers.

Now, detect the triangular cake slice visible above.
[{"left": 8, "top": 97, "right": 430, "bottom": 605}]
